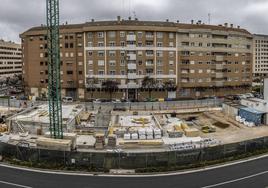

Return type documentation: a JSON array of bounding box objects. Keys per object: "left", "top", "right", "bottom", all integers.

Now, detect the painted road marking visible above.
[
  {"left": 0, "top": 180, "right": 32, "bottom": 188},
  {"left": 201, "top": 170, "right": 268, "bottom": 188}
]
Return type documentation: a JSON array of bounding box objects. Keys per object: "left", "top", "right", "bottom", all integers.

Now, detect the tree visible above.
[
  {"left": 86, "top": 77, "right": 97, "bottom": 99},
  {"left": 102, "top": 80, "right": 119, "bottom": 100},
  {"left": 142, "top": 76, "right": 156, "bottom": 99},
  {"left": 164, "top": 80, "right": 177, "bottom": 92}
]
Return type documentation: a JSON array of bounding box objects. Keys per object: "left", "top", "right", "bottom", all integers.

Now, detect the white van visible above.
[{"left": 62, "top": 97, "right": 73, "bottom": 103}]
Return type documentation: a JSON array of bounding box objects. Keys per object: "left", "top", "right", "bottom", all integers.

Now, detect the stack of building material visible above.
[
  {"left": 124, "top": 133, "right": 131, "bottom": 140},
  {"left": 146, "top": 128, "right": 153, "bottom": 140},
  {"left": 36, "top": 137, "right": 72, "bottom": 151},
  {"left": 45, "top": 132, "right": 77, "bottom": 150},
  {"left": 131, "top": 133, "right": 138, "bottom": 140},
  {"left": 167, "top": 130, "right": 184, "bottom": 138},
  {"left": 107, "top": 134, "right": 117, "bottom": 147},
  {"left": 94, "top": 133, "right": 105, "bottom": 149},
  {"left": 184, "top": 128, "right": 199, "bottom": 137},
  {"left": 114, "top": 128, "right": 125, "bottom": 138},
  {"left": 154, "top": 129, "right": 162, "bottom": 139},
  {"left": 138, "top": 128, "right": 146, "bottom": 140},
  {"left": 0, "top": 124, "right": 7, "bottom": 133}
]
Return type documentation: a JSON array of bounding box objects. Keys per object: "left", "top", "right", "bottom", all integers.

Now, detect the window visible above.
[
  {"left": 78, "top": 52, "right": 83, "bottom": 57},
  {"left": 98, "top": 51, "right": 104, "bottom": 57},
  {"left": 88, "top": 42, "right": 93, "bottom": 47},
  {"left": 108, "top": 31, "right": 116, "bottom": 38},
  {"left": 169, "top": 61, "right": 174, "bottom": 65},
  {"left": 109, "top": 41, "right": 115, "bottom": 46},
  {"left": 67, "top": 71, "right": 73, "bottom": 75},
  {"left": 120, "top": 41, "right": 125, "bottom": 47},
  {"left": 98, "top": 60, "right": 105, "bottom": 66},
  {"left": 98, "top": 32, "right": 104, "bottom": 38},
  {"left": 98, "top": 70, "right": 104, "bottom": 75},
  {"left": 70, "top": 52, "right": 74, "bottom": 57},
  {"left": 98, "top": 42, "right": 104, "bottom": 47},
  {"left": 169, "top": 51, "right": 174, "bottom": 57},
  {"left": 88, "top": 51, "right": 93, "bottom": 56},
  {"left": 169, "top": 33, "right": 174, "bottom": 39},
  {"left": 157, "top": 60, "right": 163, "bottom": 66},
  {"left": 157, "top": 32, "right": 163, "bottom": 38},
  {"left": 138, "top": 32, "right": 143, "bottom": 38},
  {"left": 88, "top": 32, "right": 93, "bottom": 38},
  {"left": 109, "top": 60, "right": 116, "bottom": 66},
  {"left": 120, "top": 31, "right": 125, "bottom": 38},
  {"left": 120, "top": 60, "right": 125, "bottom": 66},
  {"left": 109, "top": 51, "right": 116, "bottom": 57},
  {"left": 78, "top": 71, "right": 83, "bottom": 75},
  {"left": 156, "top": 51, "right": 163, "bottom": 57},
  {"left": 109, "top": 70, "right": 116, "bottom": 75},
  {"left": 88, "top": 60, "right": 93, "bottom": 65},
  {"left": 169, "top": 70, "right": 174, "bottom": 75},
  {"left": 40, "top": 62, "right": 44, "bottom": 66},
  {"left": 169, "top": 42, "right": 174, "bottom": 47},
  {"left": 120, "top": 51, "right": 125, "bottom": 57},
  {"left": 70, "top": 43, "right": 74, "bottom": 48},
  {"left": 157, "top": 42, "right": 163, "bottom": 47}
]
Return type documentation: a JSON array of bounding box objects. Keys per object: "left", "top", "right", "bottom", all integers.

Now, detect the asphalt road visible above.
[{"left": 0, "top": 155, "right": 268, "bottom": 188}]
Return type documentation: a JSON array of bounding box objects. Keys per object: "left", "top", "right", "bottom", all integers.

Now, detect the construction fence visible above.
[
  {"left": 85, "top": 99, "right": 223, "bottom": 111},
  {"left": 1, "top": 136, "right": 268, "bottom": 171}
]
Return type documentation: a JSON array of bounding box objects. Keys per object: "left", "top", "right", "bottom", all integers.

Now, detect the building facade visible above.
[
  {"left": 0, "top": 40, "right": 22, "bottom": 79},
  {"left": 253, "top": 34, "right": 268, "bottom": 80},
  {"left": 20, "top": 19, "right": 253, "bottom": 100}
]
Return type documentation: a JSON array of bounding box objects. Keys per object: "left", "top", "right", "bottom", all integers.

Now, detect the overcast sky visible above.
[{"left": 0, "top": 0, "right": 268, "bottom": 43}]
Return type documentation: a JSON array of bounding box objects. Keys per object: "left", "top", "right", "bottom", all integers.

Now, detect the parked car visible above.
[{"left": 62, "top": 96, "right": 73, "bottom": 103}]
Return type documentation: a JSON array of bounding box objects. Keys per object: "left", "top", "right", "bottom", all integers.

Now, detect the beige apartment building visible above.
[
  {"left": 20, "top": 18, "right": 253, "bottom": 100},
  {"left": 253, "top": 34, "right": 268, "bottom": 80},
  {"left": 0, "top": 39, "right": 22, "bottom": 79}
]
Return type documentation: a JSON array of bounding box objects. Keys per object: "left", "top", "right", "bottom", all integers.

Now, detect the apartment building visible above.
[
  {"left": 0, "top": 39, "right": 22, "bottom": 79},
  {"left": 253, "top": 34, "right": 268, "bottom": 80},
  {"left": 20, "top": 18, "right": 253, "bottom": 100}
]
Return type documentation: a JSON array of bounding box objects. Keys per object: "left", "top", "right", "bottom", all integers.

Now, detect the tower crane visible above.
[{"left": 46, "top": 0, "right": 63, "bottom": 139}]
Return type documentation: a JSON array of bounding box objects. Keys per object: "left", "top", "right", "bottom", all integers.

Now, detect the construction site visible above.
[{"left": 0, "top": 100, "right": 268, "bottom": 154}]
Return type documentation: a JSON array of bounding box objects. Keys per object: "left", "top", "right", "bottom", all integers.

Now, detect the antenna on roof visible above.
[{"left": 208, "top": 13, "right": 211, "bottom": 24}]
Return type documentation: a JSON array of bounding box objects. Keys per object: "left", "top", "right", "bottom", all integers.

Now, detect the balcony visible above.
[
  {"left": 127, "top": 54, "right": 137, "bottom": 61},
  {"left": 127, "top": 35, "right": 136, "bottom": 41},
  {"left": 215, "top": 55, "right": 224, "bottom": 61},
  {"left": 128, "top": 63, "right": 137, "bottom": 70},
  {"left": 216, "top": 73, "right": 223, "bottom": 78},
  {"left": 126, "top": 44, "right": 136, "bottom": 49},
  {"left": 128, "top": 73, "right": 138, "bottom": 79},
  {"left": 215, "top": 81, "right": 224, "bottom": 87}
]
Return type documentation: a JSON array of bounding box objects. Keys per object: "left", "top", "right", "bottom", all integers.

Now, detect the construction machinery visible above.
[{"left": 46, "top": 0, "right": 63, "bottom": 139}]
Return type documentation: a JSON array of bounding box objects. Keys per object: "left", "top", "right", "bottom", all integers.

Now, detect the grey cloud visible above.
[{"left": 0, "top": 0, "right": 268, "bottom": 42}]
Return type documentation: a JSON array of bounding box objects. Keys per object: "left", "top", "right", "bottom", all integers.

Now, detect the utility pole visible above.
[{"left": 46, "top": 0, "right": 63, "bottom": 139}]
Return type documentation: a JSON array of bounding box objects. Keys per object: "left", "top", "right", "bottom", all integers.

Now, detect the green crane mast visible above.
[{"left": 46, "top": 0, "right": 63, "bottom": 139}]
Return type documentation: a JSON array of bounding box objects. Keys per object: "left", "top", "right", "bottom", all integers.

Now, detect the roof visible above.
[
  {"left": 240, "top": 107, "right": 265, "bottom": 115},
  {"left": 22, "top": 19, "right": 252, "bottom": 36}
]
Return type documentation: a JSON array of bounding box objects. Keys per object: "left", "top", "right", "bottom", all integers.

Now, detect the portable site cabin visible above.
[{"left": 238, "top": 107, "right": 265, "bottom": 126}]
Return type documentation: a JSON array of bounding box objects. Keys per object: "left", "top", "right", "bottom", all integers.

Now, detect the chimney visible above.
[
  {"left": 237, "top": 25, "right": 240, "bottom": 29},
  {"left": 128, "top": 16, "right": 131, "bottom": 20},
  {"left": 135, "top": 18, "right": 138, "bottom": 21},
  {"left": 230, "top": 24, "right": 234, "bottom": 28},
  {"left": 191, "top": 20, "right": 194, "bottom": 24},
  {"left": 117, "top": 16, "right": 121, "bottom": 22},
  {"left": 65, "top": 21, "right": 68, "bottom": 25},
  {"left": 166, "top": 19, "right": 169, "bottom": 22},
  {"left": 224, "top": 23, "right": 228, "bottom": 27},
  {"left": 91, "top": 19, "right": 95, "bottom": 22},
  {"left": 177, "top": 20, "right": 180, "bottom": 23},
  {"left": 198, "top": 20, "right": 202, "bottom": 24}
]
